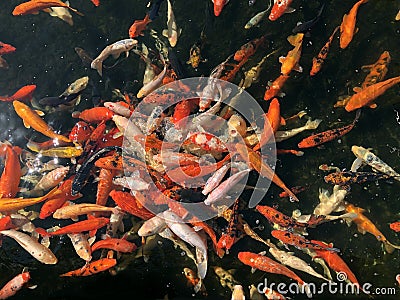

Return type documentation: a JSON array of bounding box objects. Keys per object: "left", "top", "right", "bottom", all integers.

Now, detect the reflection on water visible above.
[{"left": 0, "top": 0, "right": 400, "bottom": 299}]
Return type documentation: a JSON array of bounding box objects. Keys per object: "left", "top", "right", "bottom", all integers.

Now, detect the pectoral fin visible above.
[
  {"left": 162, "top": 29, "right": 169, "bottom": 38},
  {"left": 34, "top": 110, "right": 45, "bottom": 116},
  {"left": 369, "top": 103, "right": 377, "bottom": 109},
  {"left": 23, "top": 120, "right": 31, "bottom": 128}
]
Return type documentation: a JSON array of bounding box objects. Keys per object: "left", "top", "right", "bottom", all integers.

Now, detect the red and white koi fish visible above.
[
  {"left": 212, "top": 0, "right": 229, "bottom": 17},
  {"left": 269, "top": 0, "right": 295, "bottom": 21},
  {"left": 0, "top": 271, "right": 31, "bottom": 299}
]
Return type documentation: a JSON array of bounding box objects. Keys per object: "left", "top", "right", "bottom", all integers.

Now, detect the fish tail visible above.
[
  {"left": 35, "top": 227, "right": 51, "bottom": 237},
  {"left": 305, "top": 118, "right": 322, "bottom": 130},
  {"left": 68, "top": 6, "right": 84, "bottom": 17},
  {"left": 91, "top": 59, "right": 103, "bottom": 76},
  {"left": 384, "top": 240, "right": 400, "bottom": 254}
]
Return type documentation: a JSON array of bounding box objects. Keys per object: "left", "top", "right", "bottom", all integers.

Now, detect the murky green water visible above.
[{"left": 1, "top": 0, "right": 400, "bottom": 299}]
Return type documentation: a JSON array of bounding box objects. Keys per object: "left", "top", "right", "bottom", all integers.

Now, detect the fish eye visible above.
[{"left": 366, "top": 154, "right": 374, "bottom": 162}]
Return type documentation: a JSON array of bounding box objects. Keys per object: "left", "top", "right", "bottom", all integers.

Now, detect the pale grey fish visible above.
[
  {"left": 275, "top": 118, "right": 322, "bottom": 142},
  {"left": 162, "top": 0, "right": 181, "bottom": 47},
  {"left": 202, "top": 163, "right": 231, "bottom": 195},
  {"left": 136, "top": 62, "right": 168, "bottom": 98},
  {"left": 112, "top": 177, "right": 150, "bottom": 191},
  {"left": 91, "top": 39, "right": 138, "bottom": 76},
  {"left": 104, "top": 101, "right": 131, "bottom": 118},
  {"left": 313, "top": 185, "right": 347, "bottom": 216},
  {"left": 245, "top": 8, "right": 269, "bottom": 29},
  {"left": 47, "top": 2, "right": 73, "bottom": 26},
  {"left": 60, "top": 76, "right": 89, "bottom": 97},
  {"left": 0, "top": 229, "right": 58, "bottom": 264},
  {"left": 269, "top": 246, "right": 330, "bottom": 282},
  {"left": 351, "top": 145, "right": 400, "bottom": 180},
  {"left": 138, "top": 214, "right": 167, "bottom": 237}
]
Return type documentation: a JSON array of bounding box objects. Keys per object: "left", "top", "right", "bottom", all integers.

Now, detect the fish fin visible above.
[
  {"left": 251, "top": 267, "right": 257, "bottom": 274},
  {"left": 357, "top": 225, "right": 367, "bottom": 235},
  {"left": 23, "top": 120, "right": 31, "bottom": 128},
  {"left": 285, "top": 7, "right": 296, "bottom": 14},
  {"left": 34, "top": 110, "right": 45, "bottom": 116},
  {"left": 278, "top": 92, "right": 286, "bottom": 97},
  {"left": 162, "top": 29, "right": 169, "bottom": 38},
  {"left": 360, "top": 64, "right": 373, "bottom": 72},
  {"left": 35, "top": 227, "right": 50, "bottom": 237},
  {"left": 257, "top": 251, "right": 267, "bottom": 256},
  {"left": 112, "top": 52, "right": 121, "bottom": 59},
  {"left": 353, "top": 87, "right": 362, "bottom": 93},
  {"left": 369, "top": 103, "right": 377, "bottom": 109},
  {"left": 278, "top": 56, "right": 286, "bottom": 64},
  {"left": 350, "top": 157, "right": 363, "bottom": 172},
  {"left": 293, "top": 63, "right": 303, "bottom": 73},
  {"left": 280, "top": 117, "right": 286, "bottom": 126},
  {"left": 287, "top": 33, "right": 303, "bottom": 46}
]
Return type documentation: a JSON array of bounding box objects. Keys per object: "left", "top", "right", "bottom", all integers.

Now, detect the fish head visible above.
[
  {"left": 351, "top": 145, "right": 366, "bottom": 159},
  {"left": 213, "top": 0, "right": 227, "bottom": 16},
  {"left": 269, "top": 0, "right": 289, "bottom": 21}
]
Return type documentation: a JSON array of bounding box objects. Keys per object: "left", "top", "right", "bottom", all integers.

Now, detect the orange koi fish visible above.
[
  {"left": 238, "top": 251, "right": 309, "bottom": 292},
  {"left": 96, "top": 168, "right": 115, "bottom": 208},
  {"left": 13, "top": 100, "right": 71, "bottom": 143},
  {"left": 0, "top": 144, "right": 21, "bottom": 198},
  {"left": 60, "top": 258, "right": 117, "bottom": 277},
  {"left": 91, "top": 238, "right": 137, "bottom": 253},
  {"left": 253, "top": 98, "right": 284, "bottom": 151},
  {"left": 53, "top": 203, "right": 118, "bottom": 219},
  {"left": 279, "top": 33, "right": 304, "bottom": 75},
  {"left": 0, "top": 216, "right": 14, "bottom": 231},
  {"left": 36, "top": 217, "right": 110, "bottom": 237},
  {"left": 183, "top": 267, "right": 207, "bottom": 295},
  {"left": 0, "top": 85, "right": 36, "bottom": 102},
  {"left": 72, "top": 107, "right": 115, "bottom": 123},
  {"left": 310, "top": 26, "right": 339, "bottom": 76},
  {"left": 235, "top": 144, "right": 299, "bottom": 202},
  {"left": 0, "top": 186, "right": 60, "bottom": 212},
  {"left": 90, "top": 0, "right": 100, "bottom": 6},
  {"left": 69, "top": 121, "right": 93, "bottom": 143},
  {"left": 360, "top": 51, "right": 391, "bottom": 89},
  {"left": 129, "top": 14, "right": 152, "bottom": 38},
  {"left": 390, "top": 221, "right": 400, "bottom": 233},
  {"left": 345, "top": 203, "right": 400, "bottom": 253},
  {"left": 271, "top": 230, "right": 339, "bottom": 252},
  {"left": 0, "top": 271, "right": 31, "bottom": 299},
  {"left": 234, "top": 35, "right": 266, "bottom": 62},
  {"left": 339, "top": 0, "right": 368, "bottom": 49},
  {"left": 109, "top": 190, "right": 155, "bottom": 220},
  {"left": 0, "top": 41, "right": 16, "bottom": 55},
  {"left": 312, "top": 241, "right": 360, "bottom": 287},
  {"left": 212, "top": 0, "right": 229, "bottom": 17},
  {"left": 344, "top": 75, "right": 400, "bottom": 112},
  {"left": 298, "top": 109, "right": 360, "bottom": 148},
  {"left": 13, "top": 0, "right": 84, "bottom": 16},
  {"left": 264, "top": 74, "right": 290, "bottom": 101},
  {"left": 256, "top": 205, "right": 307, "bottom": 229}
]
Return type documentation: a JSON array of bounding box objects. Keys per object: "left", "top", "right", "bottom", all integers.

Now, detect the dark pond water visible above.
[{"left": 1, "top": 0, "right": 400, "bottom": 299}]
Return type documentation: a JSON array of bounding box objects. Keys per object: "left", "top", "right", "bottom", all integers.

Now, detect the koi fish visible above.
[
  {"left": 212, "top": 0, "right": 230, "bottom": 17},
  {"left": 0, "top": 85, "right": 36, "bottom": 102},
  {"left": 339, "top": 0, "right": 368, "bottom": 49},
  {"left": 36, "top": 217, "right": 110, "bottom": 237},
  {"left": 264, "top": 74, "right": 290, "bottom": 101},
  {"left": 235, "top": 144, "right": 300, "bottom": 202},
  {"left": 129, "top": 14, "right": 152, "bottom": 38},
  {"left": 90, "top": 0, "right": 100, "bottom": 6},
  {"left": 345, "top": 75, "right": 400, "bottom": 112},
  {"left": 67, "top": 233, "right": 92, "bottom": 261},
  {"left": 33, "top": 166, "right": 69, "bottom": 192},
  {"left": 351, "top": 145, "right": 400, "bottom": 180},
  {"left": 53, "top": 203, "right": 118, "bottom": 219},
  {"left": 162, "top": 0, "right": 181, "bottom": 47},
  {"left": 238, "top": 251, "right": 310, "bottom": 296},
  {"left": 298, "top": 109, "right": 360, "bottom": 148},
  {"left": 137, "top": 62, "right": 168, "bottom": 98},
  {"left": 46, "top": 2, "right": 73, "bottom": 26},
  {"left": 0, "top": 271, "right": 31, "bottom": 299},
  {"left": 345, "top": 203, "right": 400, "bottom": 253},
  {"left": 310, "top": 26, "right": 339, "bottom": 76},
  {"left": 13, "top": 100, "right": 71, "bottom": 143},
  {"left": 213, "top": 266, "right": 240, "bottom": 291},
  {"left": 269, "top": 0, "right": 295, "bottom": 21},
  {"left": 279, "top": 33, "right": 304, "bottom": 75},
  {"left": 60, "top": 258, "right": 117, "bottom": 277},
  {"left": 234, "top": 35, "right": 266, "bottom": 62},
  {"left": 324, "top": 171, "right": 391, "bottom": 186},
  {"left": 186, "top": 41, "right": 206, "bottom": 69},
  {"left": 73, "top": 106, "right": 114, "bottom": 123},
  {"left": 390, "top": 222, "right": 400, "bottom": 232},
  {"left": 256, "top": 205, "right": 307, "bottom": 229},
  {"left": 360, "top": 51, "right": 391, "bottom": 89},
  {"left": 0, "top": 144, "right": 21, "bottom": 198},
  {"left": 312, "top": 240, "right": 360, "bottom": 287},
  {"left": 109, "top": 190, "right": 155, "bottom": 220},
  {"left": 275, "top": 118, "right": 322, "bottom": 142},
  {"left": 271, "top": 230, "right": 339, "bottom": 252},
  {"left": 13, "top": 0, "right": 84, "bottom": 16},
  {"left": 0, "top": 186, "right": 60, "bottom": 212},
  {"left": 91, "top": 39, "right": 138, "bottom": 76},
  {"left": 91, "top": 238, "right": 136, "bottom": 253},
  {"left": 245, "top": 7, "right": 270, "bottom": 29},
  {"left": 69, "top": 121, "right": 93, "bottom": 143},
  {"left": 0, "top": 229, "right": 58, "bottom": 264},
  {"left": 60, "top": 76, "right": 89, "bottom": 98},
  {"left": 313, "top": 185, "right": 347, "bottom": 216},
  {"left": 269, "top": 246, "right": 329, "bottom": 281},
  {"left": 31, "top": 146, "right": 83, "bottom": 158},
  {"left": 0, "top": 42, "right": 16, "bottom": 55}
]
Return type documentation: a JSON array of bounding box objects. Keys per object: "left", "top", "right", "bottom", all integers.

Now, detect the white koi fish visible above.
[
  {"left": 351, "top": 145, "right": 400, "bottom": 180},
  {"left": 275, "top": 118, "right": 322, "bottom": 142},
  {"left": 162, "top": 0, "right": 181, "bottom": 47},
  {"left": 0, "top": 229, "right": 58, "bottom": 264},
  {"left": 136, "top": 62, "right": 168, "bottom": 98},
  {"left": 33, "top": 166, "right": 69, "bottom": 192},
  {"left": 162, "top": 210, "right": 208, "bottom": 279},
  {"left": 53, "top": 203, "right": 119, "bottom": 219},
  {"left": 47, "top": 1, "right": 73, "bottom": 26},
  {"left": 313, "top": 185, "right": 347, "bottom": 216},
  {"left": 91, "top": 39, "right": 138, "bottom": 76},
  {"left": 138, "top": 214, "right": 167, "bottom": 237}
]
